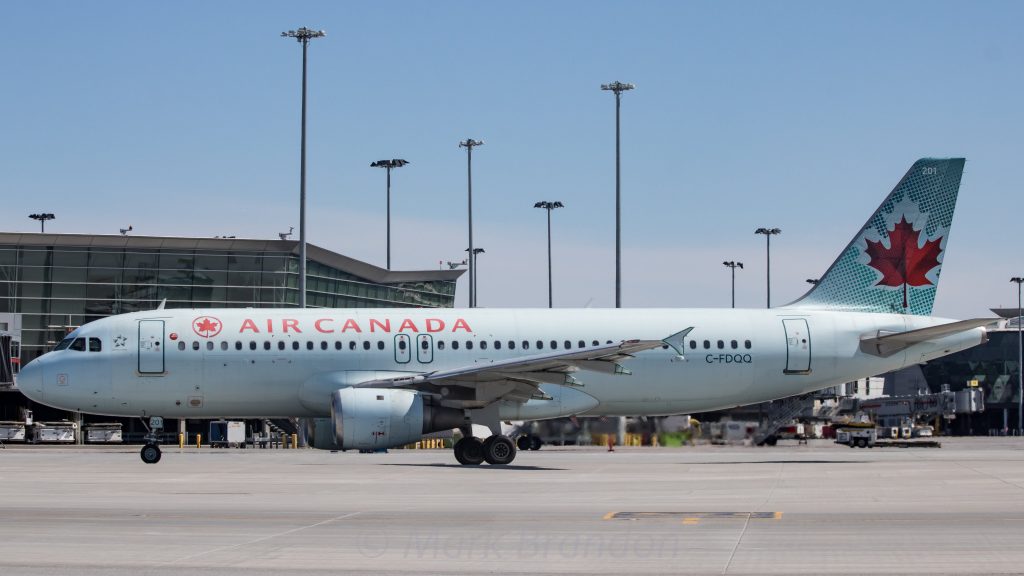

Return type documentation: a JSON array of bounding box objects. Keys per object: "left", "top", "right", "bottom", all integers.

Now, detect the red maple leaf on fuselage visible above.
[
  {"left": 195, "top": 318, "right": 219, "bottom": 334},
  {"left": 864, "top": 216, "right": 942, "bottom": 308}
]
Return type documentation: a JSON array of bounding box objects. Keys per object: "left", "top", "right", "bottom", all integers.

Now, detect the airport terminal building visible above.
[{"left": 0, "top": 232, "right": 463, "bottom": 424}]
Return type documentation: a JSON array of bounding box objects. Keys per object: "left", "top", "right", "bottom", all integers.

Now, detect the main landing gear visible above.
[
  {"left": 453, "top": 434, "right": 517, "bottom": 466},
  {"left": 140, "top": 416, "right": 164, "bottom": 465}
]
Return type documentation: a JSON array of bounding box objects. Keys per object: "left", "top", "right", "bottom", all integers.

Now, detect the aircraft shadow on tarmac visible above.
[
  {"left": 380, "top": 463, "right": 565, "bottom": 471},
  {"left": 681, "top": 460, "right": 864, "bottom": 465}
]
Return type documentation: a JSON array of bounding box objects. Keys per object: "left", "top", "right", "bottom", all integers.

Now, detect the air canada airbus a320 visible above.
[{"left": 18, "top": 158, "right": 994, "bottom": 465}]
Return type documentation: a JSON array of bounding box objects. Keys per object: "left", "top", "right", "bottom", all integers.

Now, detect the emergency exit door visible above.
[
  {"left": 138, "top": 320, "right": 165, "bottom": 374},
  {"left": 782, "top": 318, "right": 811, "bottom": 375}
]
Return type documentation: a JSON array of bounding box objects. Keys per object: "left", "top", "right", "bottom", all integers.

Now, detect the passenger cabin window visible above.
[
  {"left": 278, "top": 341, "right": 286, "bottom": 351},
  {"left": 69, "top": 338, "right": 86, "bottom": 352},
  {"left": 537, "top": 340, "right": 544, "bottom": 349},
  {"left": 480, "top": 341, "right": 488, "bottom": 350},
  {"left": 377, "top": 341, "right": 385, "bottom": 350},
  {"left": 178, "top": 341, "right": 186, "bottom": 351},
  {"left": 689, "top": 340, "right": 697, "bottom": 350},
  {"left": 578, "top": 340, "right": 586, "bottom": 349},
  {"left": 89, "top": 338, "right": 102, "bottom": 352},
  {"left": 523, "top": 340, "right": 530, "bottom": 350},
  {"left": 703, "top": 340, "right": 710, "bottom": 350},
  {"left": 564, "top": 340, "right": 572, "bottom": 349},
  {"left": 508, "top": 341, "right": 515, "bottom": 350},
  {"left": 235, "top": 341, "right": 242, "bottom": 351},
  {"left": 730, "top": 340, "right": 738, "bottom": 349},
  {"left": 717, "top": 340, "right": 724, "bottom": 349},
  {"left": 744, "top": 340, "right": 752, "bottom": 349},
  {"left": 292, "top": 341, "right": 299, "bottom": 350},
  {"left": 249, "top": 341, "right": 257, "bottom": 351},
  {"left": 452, "top": 341, "right": 460, "bottom": 350},
  {"left": 363, "top": 341, "right": 370, "bottom": 351},
  {"left": 466, "top": 341, "right": 474, "bottom": 350},
  {"left": 206, "top": 341, "right": 214, "bottom": 351},
  {"left": 335, "top": 341, "right": 342, "bottom": 350},
  {"left": 493, "top": 341, "right": 501, "bottom": 350},
  {"left": 308, "top": 341, "right": 315, "bottom": 351},
  {"left": 263, "top": 341, "right": 271, "bottom": 351},
  {"left": 550, "top": 340, "right": 557, "bottom": 349},
  {"left": 320, "top": 341, "right": 328, "bottom": 351},
  {"left": 438, "top": 341, "right": 446, "bottom": 350},
  {"left": 192, "top": 341, "right": 200, "bottom": 351},
  {"left": 349, "top": 341, "right": 356, "bottom": 351},
  {"left": 592, "top": 340, "right": 599, "bottom": 347}
]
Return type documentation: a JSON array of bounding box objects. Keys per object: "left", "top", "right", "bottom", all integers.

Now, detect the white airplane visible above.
[{"left": 18, "top": 158, "right": 993, "bottom": 466}]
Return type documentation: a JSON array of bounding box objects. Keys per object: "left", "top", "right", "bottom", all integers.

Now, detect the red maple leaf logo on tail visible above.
[{"left": 865, "top": 216, "right": 943, "bottom": 309}]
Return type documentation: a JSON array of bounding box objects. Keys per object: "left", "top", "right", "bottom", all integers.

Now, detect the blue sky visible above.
[{"left": 2, "top": 1, "right": 1021, "bottom": 317}]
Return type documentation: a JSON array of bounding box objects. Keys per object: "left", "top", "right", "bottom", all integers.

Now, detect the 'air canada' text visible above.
[{"left": 238, "top": 317, "right": 473, "bottom": 334}]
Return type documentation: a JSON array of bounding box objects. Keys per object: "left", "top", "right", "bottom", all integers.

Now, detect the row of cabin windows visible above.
[
  {"left": 176, "top": 337, "right": 755, "bottom": 353},
  {"left": 688, "top": 339, "right": 752, "bottom": 350},
  {"left": 177, "top": 338, "right": 616, "bottom": 353}
]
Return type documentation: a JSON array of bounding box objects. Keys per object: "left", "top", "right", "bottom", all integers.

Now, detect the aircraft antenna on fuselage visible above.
[{"left": 156, "top": 299, "right": 166, "bottom": 310}]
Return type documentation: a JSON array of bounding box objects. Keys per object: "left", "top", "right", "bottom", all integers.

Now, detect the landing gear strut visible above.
[{"left": 140, "top": 416, "right": 164, "bottom": 465}]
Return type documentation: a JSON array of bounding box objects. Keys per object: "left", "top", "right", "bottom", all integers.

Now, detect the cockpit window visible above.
[
  {"left": 54, "top": 337, "right": 75, "bottom": 351},
  {"left": 88, "top": 338, "right": 102, "bottom": 352},
  {"left": 69, "top": 338, "right": 86, "bottom": 352}
]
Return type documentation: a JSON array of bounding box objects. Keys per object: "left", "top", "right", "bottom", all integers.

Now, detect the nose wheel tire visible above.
[
  {"left": 454, "top": 437, "right": 484, "bottom": 466},
  {"left": 482, "top": 435, "right": 516, "bottom": 465},
  {"left": 140, "top": 443, "right": 162, "bottom": 464}
]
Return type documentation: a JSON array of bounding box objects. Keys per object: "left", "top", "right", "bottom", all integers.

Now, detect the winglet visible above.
[{"left": 662, "top": 327, "right": 694, "bottom": 361}]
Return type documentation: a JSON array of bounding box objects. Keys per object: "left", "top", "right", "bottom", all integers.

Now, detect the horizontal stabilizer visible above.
[{"left": 859, "top": 318, "right": 998, "bottom": 358}]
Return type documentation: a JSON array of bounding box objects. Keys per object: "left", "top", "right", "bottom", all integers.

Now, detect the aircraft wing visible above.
[
  {"left": 352, "top": 328, "right": 692, "bottom": 408},
  {"left": 859, "top": 318, "right": 998, "bottom": 358}
]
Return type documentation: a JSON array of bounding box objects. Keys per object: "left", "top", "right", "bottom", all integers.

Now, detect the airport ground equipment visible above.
[
  {"left": 30, "top": 421, "right": 76, "bottom": 443},
  {"left": 835, "top": 425, "right": 877, "bottom": 448},
  {"left": 0, "top": 421, "right": 26, "bottom": 442},
  {"left": 84, "top": 423, "right": 122, "bottom": 443}
]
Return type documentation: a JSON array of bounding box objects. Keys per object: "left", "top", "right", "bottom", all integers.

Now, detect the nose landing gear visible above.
[{"left": 139, "top": 416, "right": 164, "bottom": 465}]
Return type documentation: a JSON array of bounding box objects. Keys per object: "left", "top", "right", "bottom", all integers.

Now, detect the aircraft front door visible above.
[
  {"left": 395, "top": 334, "right": 411, "bottom": 364},
  {"left": 782, "top": 318, "right": 811, "bottom": 375},
  {"left": 416, "top": 334, "right": 433, "bottom": 364},
  {"left": 138, "top": 320, "right": 165, "bottom": 374}
]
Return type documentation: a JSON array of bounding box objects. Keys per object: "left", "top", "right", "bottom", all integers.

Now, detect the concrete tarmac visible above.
[{"left": 2, "top": 438, "right": 1024, "bottom": 575}]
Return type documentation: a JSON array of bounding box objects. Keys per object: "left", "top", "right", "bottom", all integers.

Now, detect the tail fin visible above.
[{"left": 785, "top": 158, "right": 965, "bottom": 316}]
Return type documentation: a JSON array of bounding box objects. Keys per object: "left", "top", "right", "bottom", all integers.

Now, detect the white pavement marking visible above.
[{"left": 158, "top": 511, "right": 362, "bottom": 566}]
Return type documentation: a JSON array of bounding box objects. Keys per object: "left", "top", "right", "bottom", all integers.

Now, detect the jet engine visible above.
[{"left": 331, "top": 387, "right": 464, "bottom": 450}]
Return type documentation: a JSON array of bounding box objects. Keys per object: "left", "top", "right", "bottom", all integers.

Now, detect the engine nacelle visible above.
[{"left": 331, "top": 387, "right": 464, "bottom": 450}]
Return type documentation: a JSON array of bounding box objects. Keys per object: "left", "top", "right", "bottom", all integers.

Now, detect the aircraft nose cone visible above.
[{"left": 17, "top": 358, "right": 44, "bottom": 402}]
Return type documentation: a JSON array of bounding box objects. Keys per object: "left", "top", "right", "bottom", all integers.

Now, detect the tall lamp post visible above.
[
  {"left": 29, "top": 213, "right": 55, "bottom": 233},
  {"left": 723, "top": 261, "right": 743, "bottom": 308},
  {"left": 755, "top": 228, "right": 781, "bottom": 308},
  {"left": 281, "top": 26, "right": 325, "bottom": 308},
  {"left": 459, "top": 139, "right": 483, "bottom": 307},
  {"left": 466, "top": 248, "right": 484, "bottom": 306},
  {"left": 370, "top": 159, "right": 409, "bottom": 270},
  {"left": 1012, "top": 277, "right": 1024, "bottom": 434},
  {"left": 601, "top": 81, "right": 634, "bottom": 309},
  {"left": 535, "top": 201, "right": 564, "bottom": 308}
]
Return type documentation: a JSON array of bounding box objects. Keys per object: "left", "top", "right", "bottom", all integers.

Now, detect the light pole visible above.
[
  {"left": 535, "top": 201, "right": 564, "bottom": 308},
  {"left": 723, "top": 261, "right": 743, "bottom": 308},
  {"left": 466, "top": 248, "right": 484, "bottom": 306},
  {"left": 281, "top": 26, "right": 325, "bottom": 308},
  {"left": 459, "top": 139, "right": 483, "bottom": 307},
  {"left": 755, "top": 228, "right": 781, "bottom": 308},
  {"left": 370, "top": 159, "right": 409, "bottom": 270},
  {"left": 29, "top": 213, "right": 55, "bottom": 233},
  {"left": 601, "top": 81, "right": 634, "bottom": 309},
  {"left": 1013, "top": 277, "right": 1024, "bottom": 434}
]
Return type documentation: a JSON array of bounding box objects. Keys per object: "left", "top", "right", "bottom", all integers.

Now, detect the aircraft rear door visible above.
[
  {"left": 782, "top": 318, "right": 811, "bottom": 375},
  {"left": 138, "top": 320, "right": 166, "bottom": 374}
]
